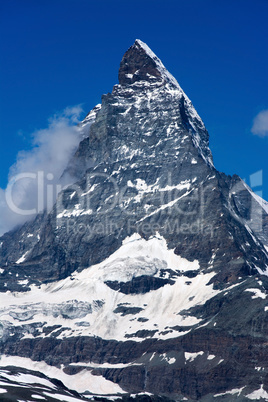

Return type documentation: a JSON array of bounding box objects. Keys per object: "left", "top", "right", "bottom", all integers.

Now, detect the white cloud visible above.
[
  {"left": 0, "top": 106, "right": 84, "bottom": 236},
  {"left": 251, "top": 109, "right": 268, "bottom": 137}
]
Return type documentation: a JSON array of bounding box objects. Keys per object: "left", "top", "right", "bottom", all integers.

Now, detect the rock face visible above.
[{"left": 0, "top": 40, "right": 268, "bottom": 401}]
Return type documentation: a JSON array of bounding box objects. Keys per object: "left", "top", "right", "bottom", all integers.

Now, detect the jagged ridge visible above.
[{"left": 0, "top": 40, "right": 268, "bottom": 401}]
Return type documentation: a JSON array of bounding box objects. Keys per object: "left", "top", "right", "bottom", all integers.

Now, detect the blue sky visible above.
[{"left": 0, "top": 0, "right": 268, "bottom": 228}]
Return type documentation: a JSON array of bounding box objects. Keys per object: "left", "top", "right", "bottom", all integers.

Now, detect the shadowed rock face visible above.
[
  {"left": 0, "top": 40, "right": 268, "bottom": 401},
  {"left": 118, "top": 40, "right": 162, "bottom": 85}
]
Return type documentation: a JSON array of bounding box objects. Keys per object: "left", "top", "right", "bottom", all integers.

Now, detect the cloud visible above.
[
  {"left": 251, "top": 110, "right": 268, "bottom": 137},
  {"left": 0, "top": 105, "right": 84, "bottom": 236}
]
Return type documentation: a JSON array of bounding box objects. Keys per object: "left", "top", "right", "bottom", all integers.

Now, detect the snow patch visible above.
[
  {"left": 214, "top": 386, "right": 245, "bottom": 397},
  {"left": 245, "top": 288, "right": 266, "bottom": 300},
  {"left": 246, "top": 385, "right": 268, "bottom": 400},
  {"left": 43, "top": 392, "right": 93, "bottom": 401},
  {"left": 1, "top": 372, "right": 56, "bottom": 389},
  {"left": 185, "top": 351, "right": 204, "bottom": 362},
  {"left": 138, "top": 189, "right": 194, "bottom": 222},
  {"left": 0, "top": 234, "right": 225, "bottom": 342},
  {"left": 0, "top": 356, "right": 123, "bottom": 395},
  {"left": 107, "top": 233, "right": 200, "bottom": 278},
  {"left": 160, "top": 353, "right": 176, "bottom": 365},
  {"left": 17, "top": 279, "right": 29, "bottom": 286},
  {"left": 207, "top": 354, "right": 216, "bottom": 360},
  {"left": 16, "top": 251, "right": 30, "bottom": 264}
]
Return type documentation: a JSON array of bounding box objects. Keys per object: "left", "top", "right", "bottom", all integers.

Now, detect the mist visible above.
[
  {"left": 0, "top": 106, "right": 85, "bottom": 236},
  {"left": 251, "top": 109, "right": 268, "bottom": 138}
]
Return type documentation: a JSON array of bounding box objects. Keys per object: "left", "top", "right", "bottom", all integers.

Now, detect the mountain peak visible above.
[
  {"left": 2, "top": 39, "right": 268, "bottom": 402},
  {"left": 118, "top": 39, "right": 180, "bottom": 88}
]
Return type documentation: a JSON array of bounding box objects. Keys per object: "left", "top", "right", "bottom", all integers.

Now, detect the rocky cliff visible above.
[{"left": 0, "top": 40, "right": 268, "bottom": 401}]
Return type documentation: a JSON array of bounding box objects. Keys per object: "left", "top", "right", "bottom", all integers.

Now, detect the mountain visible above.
[{"left": 0, "top": 39, "right": 268, "bottom": 402}]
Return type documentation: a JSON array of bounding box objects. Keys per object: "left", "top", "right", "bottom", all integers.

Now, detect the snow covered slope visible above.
[{"left": 1, "top": 40, "right": 268, "bottom": 401}]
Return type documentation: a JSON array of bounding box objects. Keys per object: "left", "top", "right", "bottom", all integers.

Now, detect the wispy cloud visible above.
[
  {"left": 0, "top": 106, "right": 84, "bottom": 236},
  {"left": 251, "top": 109, "right": 268, "bottom": 137}
]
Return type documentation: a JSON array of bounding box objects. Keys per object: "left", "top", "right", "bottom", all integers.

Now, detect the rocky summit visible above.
[{"left": 0, "top": 40, "right": 268, "bottom": 401}]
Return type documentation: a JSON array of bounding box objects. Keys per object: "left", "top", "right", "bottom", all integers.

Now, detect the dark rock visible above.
[
  {"left": 113, "top": 306, "right": 144, "bottom": 316},
  {"left": 125, "top": 330, "right": 158, "bottom": 338},
  {"left": 1, "top": 39, "right": 268, "bottom": 401},
  {"left": 105, "top": 276, "right": 175, "bottom": 294}
]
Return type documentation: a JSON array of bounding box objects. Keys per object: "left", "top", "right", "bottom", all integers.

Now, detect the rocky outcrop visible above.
[{"left": 1, "top": 40, "right": 268, "bottom": 401}]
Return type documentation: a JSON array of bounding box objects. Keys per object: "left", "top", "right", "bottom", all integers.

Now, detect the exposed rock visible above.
[{"left": 1, "top": 40, "right": 268, "bottom": 401}]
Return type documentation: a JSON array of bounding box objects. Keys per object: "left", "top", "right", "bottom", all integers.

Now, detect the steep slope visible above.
[{"left": 0, "top": 40, "right": 268, "bottom": 401}]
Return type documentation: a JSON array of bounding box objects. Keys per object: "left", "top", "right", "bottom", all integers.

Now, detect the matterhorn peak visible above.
[
  {"left": 118, "top": 39, "right": 181, "bottom": 88},
  {"left": 1, "top": 39, "right": 268, "bottom": 402}
]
